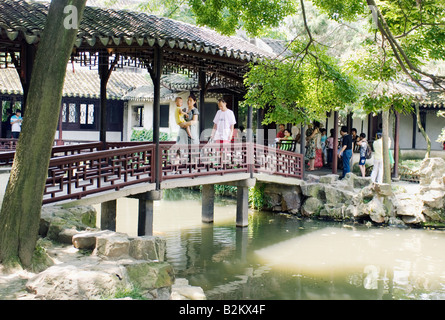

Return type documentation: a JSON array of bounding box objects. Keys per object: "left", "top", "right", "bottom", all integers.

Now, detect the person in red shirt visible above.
[{"left": 276, "top": 124, "right": 285, "bottom": 139}]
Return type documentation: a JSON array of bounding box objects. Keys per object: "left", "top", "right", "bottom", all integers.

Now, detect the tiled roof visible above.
[
  {"left": 122, "top": 85, "right": 176, "bottom": 102},
  {"left": 371, "top": 78, "right": 445, "bottom": 109},
  {"left": 0, "top": 0, "right": 274, "bottom": 62},
  {"left": 0, "top": 68, "right": 152, "bottom": 100}
]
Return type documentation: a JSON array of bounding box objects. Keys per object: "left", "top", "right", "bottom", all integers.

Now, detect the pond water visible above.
[{"left": 112, "top": 190, "right": 445, "bottom": 300}]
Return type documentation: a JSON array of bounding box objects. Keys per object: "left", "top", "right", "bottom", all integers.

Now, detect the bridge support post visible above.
[
  {"left": 101, "top": 199, "right": 116, "bottom": 231},
  {"left": 201, "top": 184, "right": 215, "bottom": 223},
  {"left": 135, "top": 190, "right": 162, "bottom": 236},
  {"left": 236, "top": 186, "right": 249, "bottom": 227}
]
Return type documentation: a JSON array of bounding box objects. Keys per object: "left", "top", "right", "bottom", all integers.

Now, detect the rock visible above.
[
  {"left": 301, "top": 197, "right": 323, "bottom": 216},
  {"left": 124, "top": 261, "right": 174, "bottom": 290},
  {"left": 401, "top": 214, "right": 425, "bottom": 225},
  {"left": 306, "top": 174, "right": 320, "bottom": 183},
  {"left": 324, "top": 185, "right": 356, "bottom": 206},
  {"left": 344, "top": 204, "right": 358, "bottom": 218},
  {"left": 281, "top": 191, "right": 302, "bottom": 214},
  {"left": 372, "top": 183, "right": 393, "bottom": 197},
  {"left": 94, "top": 232, "right": 131, "bottom": 258},
  {"left": 358, "top": 198, "right": 387, "bottom": 223},
  {"left": 320, "top": 204, "right": 344, "bottom": 219},
  {"left": 319, "top": 174, "right": 339, "bottom": 184},
  {"left": 420, "top": 189, "right": 445, "bottom": 209},
  {"left": 58, "top": 227, "right": 81, "bottom": 245},
  {"left": 171, "top": 278, "right": 206, "bottom": 300},
  {"left": 422, "top": 206, "right": 445, "bottom": 222},
  {"left": 72, "top": 230, "right": 113, "bottom": 250},
  {"left": 353, "top": 176, "right": 372, "bottom": 189},
  {"left": 419, "top": 158, "right": 445, "bottom": 187},
  {"left": 359, "top": 186, "right": 375, "bottom": 200},
  {"left": 40, "top": 205, "right": 97, "bottom": 240},
  {"left": 300, "top": 183, "right": 325, "bottom": 199},
  {"left": 129, "top": 236, "right": 166, "bottom": 261},
  {"left": 26, "top": 258, "right": 130, "bottom": 300}
]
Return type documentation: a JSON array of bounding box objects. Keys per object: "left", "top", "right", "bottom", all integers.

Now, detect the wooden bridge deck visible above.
[{"left": 0, "top": 141, "right": 304, "bottom": 206}]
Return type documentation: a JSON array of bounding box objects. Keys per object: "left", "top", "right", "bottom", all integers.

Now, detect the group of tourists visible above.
[
  {"left": 173, "top": 99, "right": 393, "bottom": 184},
  {"left": 302, "top": 121, "right": 392, "bottom": 183}
]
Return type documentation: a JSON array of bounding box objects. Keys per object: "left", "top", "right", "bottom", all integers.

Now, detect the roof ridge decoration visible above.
[{"left": 0, "top": 0, "right": 274, "bottom": 62}]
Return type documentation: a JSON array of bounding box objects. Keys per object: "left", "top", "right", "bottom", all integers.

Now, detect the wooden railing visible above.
[
  {"left": 43, "top": 144, "right": 155, "bottom": 204},
  {"left": 253, "top": 144, "right": 303, "bottom": 179},
  {"left": 160, "top": 142, "right": 251, "bottom": 180},
  {"left": 2, "top": 141, "right": 303, "bottom": 204},
  {"left": 0, "top": 138, "right": 18, "bottom": 151}
]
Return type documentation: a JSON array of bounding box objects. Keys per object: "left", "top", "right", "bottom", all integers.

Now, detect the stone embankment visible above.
[
  {"left": 0, "top": 204, "right": 205, "bottom": 300},
  {"left": 261, "top": 158, "right": 445, "bottom": 227}
]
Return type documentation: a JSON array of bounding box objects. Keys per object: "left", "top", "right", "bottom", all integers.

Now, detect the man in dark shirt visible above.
[{"left": 338, "top": 126, "right": 353, "bottom": 179}]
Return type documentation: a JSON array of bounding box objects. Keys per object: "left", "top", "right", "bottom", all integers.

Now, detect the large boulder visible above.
[
  {"left": 25, "top": 256, "right": 175, "bottom": 300},
  {"left": 25, "top": 257, "right": 130, "bottom": 300},
  {"left": 124, "top": 261, "right": 174, "bottom": 291},
  {"left": 419, "top": 158, "right": 445, "bottom": 187},
  {"left": 281, "top": 190, "right": 303, "bottom": 214},
  {"left": 262, "top": 183, "right": 302, "bottom": 213},
  {"left": 357, "top": 197, "right": 387, "bottom": 223},
  {"left": 129, "top": 236, "right": 167, "bottom": 262},
  {"left": 94, "top": 232, "right": 131, "bottom": 258},
  {"left": 418, "top": 158, "right": 445, "bottom": 223},
  {"left": 40, "top": 205, "right": 97, "bottom": 243},
  {"left": 323, "top": 185, "right": 357, "bottom": 206},
  {"left": 301, "top": 197, "right": 324, "bottom": 216}
]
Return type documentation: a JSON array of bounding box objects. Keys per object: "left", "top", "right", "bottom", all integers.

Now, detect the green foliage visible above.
[
  {"left": 243, "top": 39, "right": 360, "bottom": 125},
  {"left": 248, "top": 184, "right": 269, "bottom": 210},
  {"left": 310, "top": 0, "right": 368, "bottom": 22},
  {"left": 130, "top": 128, "right": 173, "bottom": 142},
  {"left": 112, "top": 285, "right": 147, "bottom": 300},
  {"left": 188, "top": 0, "right": 297, "bottom": 36},
  {"left": 214, "top": 184, "right": 237, "bottom": 197}
]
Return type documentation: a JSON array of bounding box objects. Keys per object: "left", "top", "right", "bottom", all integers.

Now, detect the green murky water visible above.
[{"left": 114, "top": 190, "right": 445, "bottom": 300}]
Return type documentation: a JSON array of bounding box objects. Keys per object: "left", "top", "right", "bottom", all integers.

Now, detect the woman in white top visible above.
[
  {"left": 370, "top": 132, "right": 391, "bottom": 183},
  {"left": 210, "top": 98, "right": 236, "bottom": 143}
]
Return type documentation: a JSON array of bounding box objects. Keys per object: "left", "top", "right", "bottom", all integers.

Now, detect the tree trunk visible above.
[
  {"left": 415, "top": 103, "right": 431, "bottom": 158},
  {"left": 0, "top": 0, "right": 86, "bottom": 267},
  {"left": 382, "top": 110, "right": 391, "bottom": 184}
]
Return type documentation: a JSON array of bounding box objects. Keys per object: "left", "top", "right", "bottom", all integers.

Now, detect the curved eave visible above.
[{"left": 0, "top": 30, "right": 266, "bottom": 64}]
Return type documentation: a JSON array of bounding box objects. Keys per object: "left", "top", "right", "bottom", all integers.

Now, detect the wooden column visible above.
[
  {"left": 18, "top": 43, "right": 36, "bottom": 116},
  {"left": 247, "top": 105, "right": 253, "bottom": 178},
  {"left": 199, "top": 70, "right": 206, "bottom": 137},
  {"left": 99, "top": 51, "right": 109, "bottom": 146},
  {"left": 99, "top": 51, "right": 120, "bottom": 147},
  {"left": 149, "top": 45, "right": 163, "bottom": 190},
  {"left": 332, "top": 111, "right": 339, "bottom": 174},
  {"left": 201, "top": 184, "right": 215, "bottom": 223},
  {"left": 300, "top": 124, "right": 305, "bottom": 176},
  {"left": 412, "top": 112, "right": 417, "bottom": 149},
  {"left": 393, "top": 111, "right": 400, "bottom": 179}
]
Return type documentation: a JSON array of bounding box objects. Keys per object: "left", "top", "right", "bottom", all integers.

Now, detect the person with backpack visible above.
[{"left": 357, "top": 132, "right": 370, "bottom": 177}]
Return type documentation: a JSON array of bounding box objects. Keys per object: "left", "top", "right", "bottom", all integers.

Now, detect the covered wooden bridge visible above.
[{"left": 0, "top": 0, "right": 304, "bottom": 235}]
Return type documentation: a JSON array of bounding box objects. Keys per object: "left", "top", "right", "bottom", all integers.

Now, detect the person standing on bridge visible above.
[
  {"left": 210, "top": 98, "right": 236, "bottom": 144},
  {"left": 177, "top": 94, "right": 200, "bottom": 145}
]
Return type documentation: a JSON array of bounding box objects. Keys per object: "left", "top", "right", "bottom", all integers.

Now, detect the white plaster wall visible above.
[{"left": 398, "top": 112, "right": 444, "bottom": 150}]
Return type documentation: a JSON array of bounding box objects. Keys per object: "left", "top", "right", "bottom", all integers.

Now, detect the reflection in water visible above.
[{"left": 113, "top": 190, "right": 445, "bottom": 300}]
